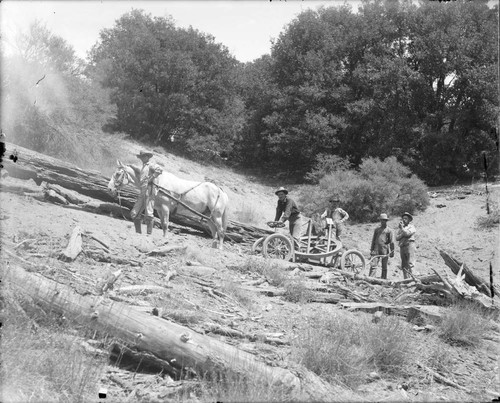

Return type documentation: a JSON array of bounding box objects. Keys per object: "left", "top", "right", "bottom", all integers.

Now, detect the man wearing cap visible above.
[
  {"left": 369, "top": 213, "right": 395, "bottom": 279},
  {"left": 130, "top": 150, "right": 163, "bottom": 235},
  {"left": 396, "top": 212, "right": 416, "bottom": 279},
  {"left": 320, "top": 198, "right": 349, "bottom": 240},
  {"left": 274, "top": 187, "right": 305, "bottom": 242}
]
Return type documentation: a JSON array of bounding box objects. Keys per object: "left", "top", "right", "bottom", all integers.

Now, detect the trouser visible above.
[
  {"left": 130, "top": 186, "right": 156, "bottom": 234},
  {"left": 400, "top": 242, "right": 415, "bottom": 279},
  {"left": 369, "top": 255, "right": 389, "bottom": 279},
  {"left": 289, "top": 214, "right": 308, "bottom": 244}
]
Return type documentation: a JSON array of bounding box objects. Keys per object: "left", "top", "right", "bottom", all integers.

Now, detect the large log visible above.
[
  {"left": 4, "top": 263, "right": 346, "bottom": 401},
  {"left": 439, "top": 250, "right": 499, "bottom": 298},
  {"left": 3, "top": 142, "right": 271, "bottom": 241}
]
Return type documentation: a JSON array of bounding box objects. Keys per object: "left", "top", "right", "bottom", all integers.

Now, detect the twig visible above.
[{"left": 416, "top": 362, "right": 471, "bottom": 393}]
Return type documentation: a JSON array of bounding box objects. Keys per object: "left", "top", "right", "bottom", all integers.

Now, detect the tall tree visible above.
[{"left": 88, "top": 9, "right": 244, "bottom": 161}]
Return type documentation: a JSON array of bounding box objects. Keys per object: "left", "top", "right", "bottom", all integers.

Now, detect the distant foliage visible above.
[
  {"left": 305, "top": 154, "right": 352, "bottom": 184},
  {"left": 298, "top": 157, "right": 429, "bottom": 222}
]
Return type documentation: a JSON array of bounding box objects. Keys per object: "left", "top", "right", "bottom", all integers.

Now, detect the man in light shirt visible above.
[
  {"left": 320, "top": 198, "right": 349, "bottom": 240},
  {"left": 396, "top": 212, "right": 416, "bottom": 279}
]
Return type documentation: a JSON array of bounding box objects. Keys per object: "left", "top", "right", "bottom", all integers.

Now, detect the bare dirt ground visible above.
[{"left": 1, "top": 145, "right": 499, "bottom": 402}]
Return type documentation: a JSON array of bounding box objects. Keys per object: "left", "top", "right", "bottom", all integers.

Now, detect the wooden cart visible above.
[{"left": 252, "top": 220, "right": 366, "bottom": 271}]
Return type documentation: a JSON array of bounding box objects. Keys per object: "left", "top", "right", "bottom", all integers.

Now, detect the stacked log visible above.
[{"left": 3, "top": 142, "right": 272, "bottom": 242}]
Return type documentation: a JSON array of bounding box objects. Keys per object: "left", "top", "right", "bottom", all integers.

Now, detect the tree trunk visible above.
[
  {"left": 5, "top": 264, "right": 346, "bottom": 401},
  {"left": 439, "top": 250, "right": 499, "bottom": 298},
  {"left": 3, "top": 142, "right": 271, "bottom": 242}
]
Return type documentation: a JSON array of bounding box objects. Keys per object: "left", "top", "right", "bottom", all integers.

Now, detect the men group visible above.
[
  {"left": 370, "top": 212, "right": 416, "bottom": 279},
  {"left": 273, "top": 187, "right": 417, "bottom": 279}
]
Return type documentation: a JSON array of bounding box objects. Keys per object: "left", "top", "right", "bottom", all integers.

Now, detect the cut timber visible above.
[
  {"left": 5, "top": 264, "right": 347, "bottom": 401},
  {"left": 116, "top": 285, "right": 171, "bottom": 296},
  {"left": 340, "top": 302, "right": 442, "bottom": 323},
  {"left": 45, "top": 183, "right": 91, "bottom": 205},
  {"left": 44, "top": 188, "right": 69, "bottom": 205},
  {"left": 439, "top": 250, "right": 499, "bottom": 298},
  {"left": 59, "top": 226, "right": 83, "bottom": 262},
  {"left": 3, "top": 143, "right": 271, "bottom": 242},
  {"left": 85, "top": 250, "right": 142, "bottom": 267}
]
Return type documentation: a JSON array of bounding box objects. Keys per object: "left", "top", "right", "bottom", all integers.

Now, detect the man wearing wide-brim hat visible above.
[
  {"left": 274, "top": 187, "right": 307, "bottom": 242},
  {"left": 130, "top": 150, "right": 163, "bottom": 235},
  {"left": 369, "top": 213, "right": 395, "bottom": 279},
  {"left": 396, "top": 212, "right": 416, "bottom": 279}
]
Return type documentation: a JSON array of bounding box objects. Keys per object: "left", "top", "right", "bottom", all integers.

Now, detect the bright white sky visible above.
[{"left": 0, "top": 0, "right": 363, "bottom": 63}]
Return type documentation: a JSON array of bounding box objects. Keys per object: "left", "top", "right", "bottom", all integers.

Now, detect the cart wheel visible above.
[
  {"left": 341, "top": 249, "right": 366, "bottom": 273},
  {"left": 251, "top": 237, "right": 265, "bottom": 254},
  {"left": 263, "top": 234, "right": 294, "bottom": 261}
]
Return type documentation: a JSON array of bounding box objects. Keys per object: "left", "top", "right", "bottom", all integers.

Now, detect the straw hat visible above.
[
  {"left": 401, "top": 212, "right": 413, "bottom": 221},
  {"left": 379, "top": 213, "right": 389, "bottom": 221},
  {"left": 136, "top": 150, "right": 154, "bottom": 159},
  {"left": 275, "top": 187, "right": 289, "bottom": 195}
]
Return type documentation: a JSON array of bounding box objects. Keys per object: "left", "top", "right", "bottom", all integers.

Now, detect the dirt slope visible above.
[{"left": 1, "top": 143, "right": 498, "bottom": 402}]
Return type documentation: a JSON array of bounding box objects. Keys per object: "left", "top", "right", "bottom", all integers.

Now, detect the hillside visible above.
[{"left": 1, "top": 137, "right": 499, "bottom": 402}]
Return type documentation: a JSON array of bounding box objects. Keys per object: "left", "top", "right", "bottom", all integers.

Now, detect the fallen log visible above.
[
  {"left": 44, "top": 188, "right": 69, "bottom": 205},
  {"left": 85, "top": 250, "right": 142, "bottom": 267},
  {"left": 5, "top": 264, "right": 347, "bottom": 401},
  {"left": 58, "top": 226, "right": 82, "bottom": 262},
  {"left": 439, "top": 250, "right": 499, "bottom": 298},
  {"left": 339, "top": 302, "right": 443, "bottom": 323},
  {"left": 46, "top": 183, "right": 91, "bottom": 205},
  {"left": 4, "top": 143, "right": 271, "bottom": 242},
  {"left": 115, "top": 285, "right": 171, "bottom": 296}
]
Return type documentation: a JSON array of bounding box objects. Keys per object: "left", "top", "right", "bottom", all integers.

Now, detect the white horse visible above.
[{"left": 107, "top": 161, "right": 229, "bottom": 249}]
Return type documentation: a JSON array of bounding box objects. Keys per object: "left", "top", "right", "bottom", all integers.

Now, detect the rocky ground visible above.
[{"left": 1, "top": 148, "right": 499, "bottom": 402}]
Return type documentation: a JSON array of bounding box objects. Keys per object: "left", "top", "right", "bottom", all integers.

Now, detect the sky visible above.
[{"left": 0, "top": 0, "right": 363, "bottom": 63}]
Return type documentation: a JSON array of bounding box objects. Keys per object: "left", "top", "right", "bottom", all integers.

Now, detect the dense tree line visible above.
[{"left": 2, "top": 0, "right": 498, "bottom": 185}]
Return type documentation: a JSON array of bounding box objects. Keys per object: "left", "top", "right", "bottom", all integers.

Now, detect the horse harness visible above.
[{"left": 114, "top": 167, "right": 222, "bottom": 226}]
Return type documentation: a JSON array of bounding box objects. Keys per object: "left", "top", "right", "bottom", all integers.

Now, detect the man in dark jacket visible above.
[
  {"left": 274, "top": 187, "right": 305, "bottom": 243},
  {"left": 369, "top": 213, "right": 395, "bottom": 279}
]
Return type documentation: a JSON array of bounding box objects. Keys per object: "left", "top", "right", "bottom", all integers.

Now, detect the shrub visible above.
[
  {"left": 283, "top": 278, "right": 314, "bottom": 303},
  {"left": 438, "top": 301, "right": 492, "bottom": 346},
  {"left": 298, "top": 156, "right": 429, "bottom": 222},
  {"left": 292, "top": 312, "right": 414, "bottom": 388},
  {"left": 305, "top": 153, "right": 352, "bottom": 184},
  {"left": 1, "top": 293, "right": 107, "bottom": 402}
]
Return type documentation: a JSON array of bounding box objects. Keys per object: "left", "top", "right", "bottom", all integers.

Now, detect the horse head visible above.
[{"left": 107, "top": 160, "right": 130, "bottom": 196}]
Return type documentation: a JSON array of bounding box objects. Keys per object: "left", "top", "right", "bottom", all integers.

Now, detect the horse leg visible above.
[
  {"left": 211, "top": 215, "right": 225, "bottom": 250},
  {"left": 159, "top": 205, "right": 170, "bottom": 237},
  {"left": 133, "top": 219, "right": 142, "bottom": 234},
  {"left": 205, "top": 219, "right": 219, "bottom": 248}
]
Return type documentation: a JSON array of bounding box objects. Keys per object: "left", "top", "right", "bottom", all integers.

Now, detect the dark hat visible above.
[
  {"left": 379, "top": 213, "right": 389, "bottom": 220},
  {"left": 275, "top": 187, "right": 289, "bottom": 195},
  {"left": 401, "top": 212, "right": 413, "bottom": 221},
  {"left": 329, "top": 198, "right": 340, "bottom": 203},
  {"left": 137, "top": 150, "right": 154, "bottom": 159}
]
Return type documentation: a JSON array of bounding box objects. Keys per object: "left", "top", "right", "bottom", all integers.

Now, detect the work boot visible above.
[
  {"left": 134, "top": 219, "right": 142, "bottom": 234},
  {"left": 146, "top": 219, "right": 154, "bottom": 235}
]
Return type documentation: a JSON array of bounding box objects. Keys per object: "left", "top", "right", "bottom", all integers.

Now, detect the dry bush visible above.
[
  {"left": 476, "top": 199, "right": 499, "bottom": 229},
  {"left": 283, "top": 278, "right": 313, "bottom": 303},
  {"left": 292, "top": 312, "right": 415, "bottom": 388},
  {"left": 1, "top": 294, "right": 107, "bottom": 403},
  {"left": 220, "top": 280, "right": 255, "bottom": 309},
  {"left": 437, "top": 301, "right": 492, "bottom": 346},
  {"left": 197, "top": 370, "right": 292, "bottom": 402}
]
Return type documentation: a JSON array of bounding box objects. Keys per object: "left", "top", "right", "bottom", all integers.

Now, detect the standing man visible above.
[
  {"left": 396, "top": 212, "right": 416, "bottom": 279},
  {"left": 320, "top": 198, "right": 349, "bottom": 240},
  {"left": 130, "top": 150, "right": 163, "bottom": 235},
  {"left": 274, "top": 187, "right": 306, "bottom": 243},
  {"left": 369, "top": 213, "right": 395, "bottom": 279}
]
